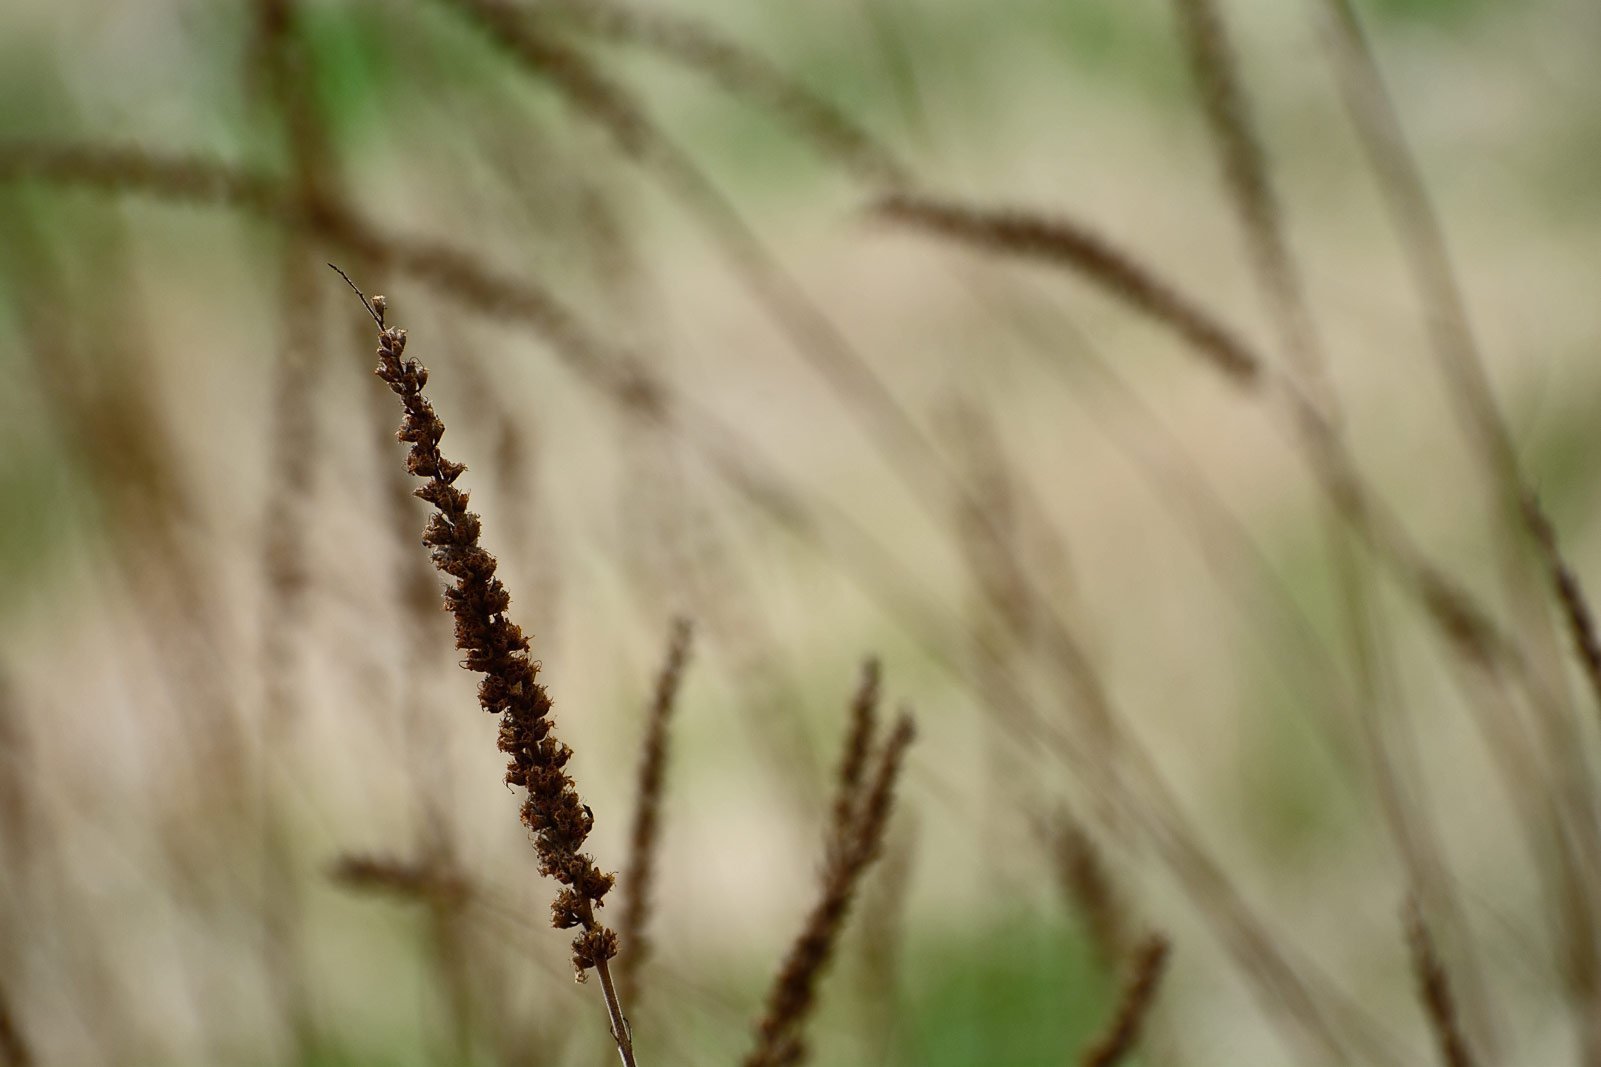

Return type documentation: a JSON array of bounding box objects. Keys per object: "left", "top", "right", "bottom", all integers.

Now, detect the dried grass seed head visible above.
[{"left": 368, "top": 295, "right": 618, "bottom": 978}]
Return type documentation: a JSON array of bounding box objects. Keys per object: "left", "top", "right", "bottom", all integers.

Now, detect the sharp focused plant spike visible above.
[{"left": 355, "top": 277, "right": 636, "bottom": 1065}]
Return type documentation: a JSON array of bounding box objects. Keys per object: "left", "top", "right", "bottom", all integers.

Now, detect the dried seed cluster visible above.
[{"left": 372, "top": 303, "right": 617, "bottom": 977}]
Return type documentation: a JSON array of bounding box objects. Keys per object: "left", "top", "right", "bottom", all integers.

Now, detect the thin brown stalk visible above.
[
  {"left": 1046, "top": 810, "right": 1132, "bottom": 971},
  {"left": 943, "top": 393, "right": 1061, "bottom": 838},
  {"left": 1318, "top": 7, "right": 1601, "bottom": 1051},
  {"left": 744, "top": 710, "right": 916, "bottom": 1067},
  {"left": 828, "top": 658, "right": 882, "bottom": 855},
  {"left": 251, "top": 0, "right": 330, "bottom": 744},
  {"left": 1167, "top": 0, "right": 1499, "bottom": 1053},
  {"left": 250, "top": 0, "right": 336, "bottom": 737},
  {"left": 876, "top": 192, "right": 1261, "bottom": 385},
  {"left": 249, "top": 0, "right": 337, "bottom": 1052},
  {"left": 618, "top": 416, "right": 832, "bottom": 819},
  {"left": 1525, "top": 496, "right": 1601, "bottom": 714},
  {"left": 0, "top": 141, "right": 625, "bottom": 389},
  {"left": 616, "top": 618, "right": 694, "bottom": 1007},
  {"left": 853, "top": 0, "right": 936, "bottom": 152},
  {"left": 1001, "top": 293, "right": 1354, "bottom": 753},
  {"left": 0, "top": 141, "right": 282, "bottom": 215},
  {"left": 435, "top": 1, "right": 967, "bottom": 536},
  {"left": 0, "top": 978, "right": 31, "bottom": 1067},
  {"left": 332, "top": 843, "right": 483, "bottom": 1061},
  {"left": 1112, "top": 763, "right": 1394, "bottom": 1065},
  {"left": 0, "top": 674, "right": 39, "bottom": 1066},
  {"left": 541, "top": 0, "right": 910, "bottom": 187},
  {"left": 437, "top": 0, "right": 653, "bottom": 158},
  {"left": 1041, "top": 806, "right": 1183, "bottom": 1065},
  {"left": 1403, "top": 900, "right": 1478, "bottom": 1067},
  {"left": 330, "top": 853, "right": 474, "bottom": 909},
  {"left": 1317, "top": 5, "right": 1593, "bottom": 707},
  {"left": 857, "top": 816, "right": 914, "bottom": 1067},
  {"left": 358, "top": 286, "right": 636, "bottom": 1067},
  {"left": 1079, "top": 935, "right": 1172, "bottom": 1067},
  {"left": 1168, "top": 0, "right": 1324, "bottom": 388},
  {"left": 0, "top": 667, "right": 34, "bottom": 905},
  {"left": 1313, "top": 0, "right": 1494, "bottom": 428},
  {"left": 1316, "top": 0, "right": 1581, "bottom": 583},
  {"left": 946, "top": 393, "right": 1043, "bottom": 652}
]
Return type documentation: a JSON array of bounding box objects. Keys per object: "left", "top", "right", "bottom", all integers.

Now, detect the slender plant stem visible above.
[{"left": 593, "top": 954, "right": 638, "bottom": 1067}]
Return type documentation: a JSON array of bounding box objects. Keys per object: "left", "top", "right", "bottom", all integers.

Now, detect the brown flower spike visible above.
[{"left": 351, "top": 275, "right": 635, "bottom": 1065}]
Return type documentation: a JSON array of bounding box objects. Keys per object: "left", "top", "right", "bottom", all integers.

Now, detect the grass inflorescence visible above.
[{"left": 359, "top": 279, "right": 635, "bottom": 1062}]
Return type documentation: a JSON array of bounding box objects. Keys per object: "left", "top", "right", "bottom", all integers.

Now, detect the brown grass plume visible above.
[
  {"left": 1080, "top": 935, "right": 1173, "bottom": 1067},
  {"left": 875, "top": 192, "right": 1261, "bottom": 385},
  {"left": 743, "top": 701, "right": 916, "bottom": 1067},
  {"left": 1403, "top": 899, "right": 1478, "bottom": 1067},
  {"left": 356, "top": 277, "right": 637, "bottom": 1066}
]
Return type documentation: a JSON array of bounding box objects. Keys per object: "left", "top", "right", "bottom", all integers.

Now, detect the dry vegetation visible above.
[{"left": 1, "top": 0, "right": 1599, "bottom": 1065}]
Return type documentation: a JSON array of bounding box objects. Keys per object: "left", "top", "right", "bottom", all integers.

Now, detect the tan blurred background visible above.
[{"left": 2, "top": 0, "right": 1601, "bottom": 1064}]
